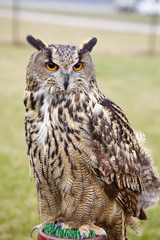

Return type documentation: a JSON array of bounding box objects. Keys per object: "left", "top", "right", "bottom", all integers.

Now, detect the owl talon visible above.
[
  {"left": 54, "top": 223, "right": 65, "bottom": 233},
  {"left": 81, "top": 231, "right": 87, "bottom": 240},
  {"left": 52, "top": 220, "right": 58, "bottom": 228},
  {"left": 30, "top": 224, "right": 42, "bottom": 238},
  {"left": 103, "top": 232, "right": 108, "bottom": 240}
]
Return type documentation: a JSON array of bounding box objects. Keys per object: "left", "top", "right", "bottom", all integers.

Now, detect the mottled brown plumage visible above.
[{"left": 24, "top": 35, "right": 160, "bottom": 240}]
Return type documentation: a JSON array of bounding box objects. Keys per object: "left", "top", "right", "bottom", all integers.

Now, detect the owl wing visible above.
[{"left": 89, "top": 97, "right": 145, "bottom": 219}]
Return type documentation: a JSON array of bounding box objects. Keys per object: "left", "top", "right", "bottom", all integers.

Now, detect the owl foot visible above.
[
  {"left": 79, "top": 224, "right": 108, "bottom": 240},
  {"left": 30, "top": 224, "right": 43, "bottom": 238},
  {"left": 47, "top": 217, "right": 64, "bottom": 225},
  {"left": 53, "top": 221, "right": 75, "bottom": 231}
]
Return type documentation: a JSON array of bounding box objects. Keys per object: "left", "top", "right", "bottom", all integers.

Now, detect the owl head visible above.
[{"left": 26, "top": 35, "right": 97, "bottom": 95}]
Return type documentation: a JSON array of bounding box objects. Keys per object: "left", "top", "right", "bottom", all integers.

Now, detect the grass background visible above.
[{"left": 0, "top": 10, "right": 160, "bottom": 240}]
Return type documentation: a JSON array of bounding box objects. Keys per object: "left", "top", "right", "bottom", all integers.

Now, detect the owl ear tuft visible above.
[
  {"left": 26, "top": 35, "right": 47, "bottom": 51},
  {"left": 79, "top": 37, "right": 97, "bottom": 55}
]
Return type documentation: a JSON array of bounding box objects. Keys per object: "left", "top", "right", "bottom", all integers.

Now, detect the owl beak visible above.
[{"left": 64, "top": 74, "right": 69, "bottom": 91}]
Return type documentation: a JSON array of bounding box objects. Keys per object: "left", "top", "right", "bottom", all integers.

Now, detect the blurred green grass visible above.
[{"left": 0, "top": 17, "right": 160, "bottom": 240}]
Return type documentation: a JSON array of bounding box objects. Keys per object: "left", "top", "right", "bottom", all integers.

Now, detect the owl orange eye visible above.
[
  {"left": 46, "top": 62, "right": 58, "bottom": 71},
  {"left": 73, "top": 62, "right": 83, "bottom": 71}
]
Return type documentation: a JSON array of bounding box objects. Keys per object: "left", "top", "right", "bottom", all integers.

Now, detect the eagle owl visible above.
[{"left": 24, "top": 35, "right": 160, "bottom": 240}]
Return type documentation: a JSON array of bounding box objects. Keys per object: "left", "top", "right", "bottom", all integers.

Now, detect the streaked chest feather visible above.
[
  {"left": 36, "top": 95, "right": 89, "bottom": 146},
  {"left": 24, "top": 91, "right": 101, "bottom": 170}
]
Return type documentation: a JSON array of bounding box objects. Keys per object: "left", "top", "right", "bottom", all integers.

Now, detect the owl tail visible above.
[
  {"left": 136, "top": 132, "right": 160, "bottom": 209},
  {"left": 140, "top": 150, "right": 160, "bottom": 209},
  {"left": 126, "top": 214, "right": 142, "bottom": 236}
]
